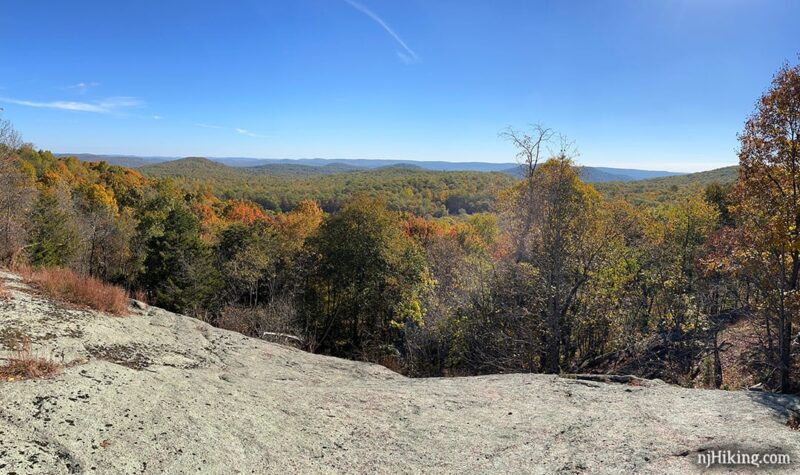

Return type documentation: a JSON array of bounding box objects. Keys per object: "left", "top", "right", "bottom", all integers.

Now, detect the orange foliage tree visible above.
[{"left": 734, "top": 62, "right": 800, "bottom": 392}]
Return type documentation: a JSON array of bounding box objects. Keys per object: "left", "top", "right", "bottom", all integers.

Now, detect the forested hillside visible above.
[
  {"left": 1, "top": 62, "right": 799, "bottom": 394},
  {"left": 62, "top": 152, "right": 684, "bottom": 181},
  {"left": 0, "top": 128, "right": 765, "bottom": 388},
  {"left": 140, "top": 157, "right": 515, "bottom": 215},
  {"left": 595, "top": 166, "right": 738, "bottom": 206},
  {"left": 138, "top": 156, "right": 719, "bottom": 215}
]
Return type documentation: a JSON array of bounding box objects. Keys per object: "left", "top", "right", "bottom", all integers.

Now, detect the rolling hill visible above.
[
  {"left": 55, "top": 153, "right": 172, "bottom": 168},
  {"left": 139, "top": 157, "right": 515, "bottom": 215},
  {"left": 63, "top": 153, "right": 684, "bottom": 182},
  {"left": 64, "top": 153, "right": 731, "bottom": 212},
  {"left": 594, "top": 166, "right": 739, "bottom": 206},
  {"left": 138, "top": 157, "right": 733, "bottom": 213}
]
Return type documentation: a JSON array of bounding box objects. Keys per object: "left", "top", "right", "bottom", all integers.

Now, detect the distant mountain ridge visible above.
[
  {"left": 56, "top": 153, "right": 171, "bottom": 168},
  {"left": 58, "top": 153, "right": 686, "bottom": 183},
  {"left": 141, "top": 157, "right": 364, "bottom": 177}
]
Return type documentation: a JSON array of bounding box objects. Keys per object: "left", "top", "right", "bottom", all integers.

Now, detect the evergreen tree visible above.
[
  {"left": 28, "top": 188, "right": 81, "bottom": 268},
  {"left": 141, "top": 205, "right": 221, "bottom": 314}
]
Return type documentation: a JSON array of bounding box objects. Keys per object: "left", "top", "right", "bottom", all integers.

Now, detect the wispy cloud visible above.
[
  {"left": 0, "top": 96, "right": 141, "bottom": 114},
  {"left": 195, "top": 123, "right": 266, "bottom": 138},
  {"left": 65, "top": 81, "right": 100, "bottom": 94},
  {"left": 152, "top": 115, "right": 164, "bottom": 120},
  {"left": 236, "top": 128, "right": 266, "bottom": 138},
  {"left": 344, "top": 0, "right": 419, "bottom": 64}
]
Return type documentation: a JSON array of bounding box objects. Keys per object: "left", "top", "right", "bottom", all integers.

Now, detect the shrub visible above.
[
  {"left": 22, "top": 267, "right": 129, "bottom": 315},
  {"left": 0, "top": 338, "right": 62, "bottom": 382}
]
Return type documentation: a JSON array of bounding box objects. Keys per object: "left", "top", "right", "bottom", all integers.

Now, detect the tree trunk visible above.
[
  {"left": 543, "top": 298, "right": 561, "bottom": 373},
  {"left": 780, "top": 316, "right": 792, "bottom": 392},
  {"left": 713, "top": 330, "right": 723, "bottom": 389}
]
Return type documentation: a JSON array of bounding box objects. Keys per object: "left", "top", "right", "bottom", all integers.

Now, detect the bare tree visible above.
[
  {"left": 499, "top": 126, "right": 617, "bottom": 374},
  {"left": 0, "top": 113, "right": 34, "bottom": 264},
  {"left": 0, "top": 114, "right": 22, "bottom": 161},
  {"left": 499, "top": 124, "right": 553, "bottom": 180},
  {"left": 500, "top": 125, "right": 554, "bottom": 259},
  {"left": 0, "top": 162, "right": 34, "bottom": 265}
]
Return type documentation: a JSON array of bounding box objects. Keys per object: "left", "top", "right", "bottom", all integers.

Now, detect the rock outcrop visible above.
[{"left": 1, "top": 271, "right": 798, "bottom": 474}]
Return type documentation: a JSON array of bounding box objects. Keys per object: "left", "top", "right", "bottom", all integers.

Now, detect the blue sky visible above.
[{"left": 1, "top": 0, "right": 798, "bottom": 172}]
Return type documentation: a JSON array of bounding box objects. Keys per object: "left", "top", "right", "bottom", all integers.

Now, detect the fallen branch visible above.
[{"left": 262, "top": 332, "right": 304, "bottom": 345}]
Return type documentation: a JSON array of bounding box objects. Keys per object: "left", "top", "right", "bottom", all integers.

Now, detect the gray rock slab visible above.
[{"left": 1, "top": 271, "right": 798, "bottom": 474}]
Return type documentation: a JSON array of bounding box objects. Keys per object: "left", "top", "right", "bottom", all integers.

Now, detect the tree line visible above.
[{"left": 1, "top": 61, "right": 798, "bottom": 392}]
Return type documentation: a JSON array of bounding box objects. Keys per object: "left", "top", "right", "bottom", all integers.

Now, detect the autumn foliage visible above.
[
  {"left": 1, "top": 60, "right": 799, "bottom": 390},
  {"left": 223, "top": 199, "right": 270, "bottom": 224},
  {"left": 730, "top": 62, "right": 800, "bottom": 392}
]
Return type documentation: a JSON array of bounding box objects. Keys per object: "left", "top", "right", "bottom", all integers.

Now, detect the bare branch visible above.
[
  {"left": 0, "top": 114, "right": 22, "bottom": 161},
  {"left": 499, "top": 124, "right": 554, "bottom": 179}
]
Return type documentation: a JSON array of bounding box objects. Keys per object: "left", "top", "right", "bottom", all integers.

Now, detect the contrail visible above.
[{"left": 344, "top": 0, "right": 419, "bottom": 63}]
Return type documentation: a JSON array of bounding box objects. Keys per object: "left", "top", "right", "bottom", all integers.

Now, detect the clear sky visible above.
[{"left": 1, "top": 0, "right": 798, "bottom": 172}]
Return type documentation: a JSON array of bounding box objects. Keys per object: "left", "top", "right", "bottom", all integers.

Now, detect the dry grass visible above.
[
  {"left": 0, "top": 337, "right": 62, "bottom": 382},
  {"left": 20, "top": 267, "right": 129, "bottom": 316},
  {"left": 0, "top": 279, "right": 6, "bottom": 299}
]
